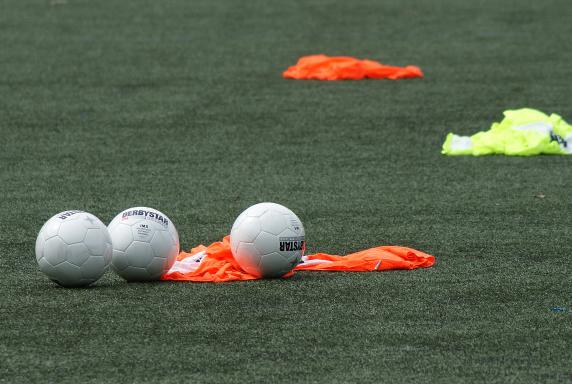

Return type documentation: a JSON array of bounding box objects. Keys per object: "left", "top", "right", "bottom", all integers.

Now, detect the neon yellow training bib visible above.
[{"left": 442, "top": 108, "right": 572, "bottom": 156}]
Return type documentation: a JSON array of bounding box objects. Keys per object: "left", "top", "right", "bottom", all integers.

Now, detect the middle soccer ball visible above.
[
  {"left": 108, "top": 207, "right": 180, "bottom": 281},
  {"left": 230, "top": 202, "right": 305, "bottom": 278}
]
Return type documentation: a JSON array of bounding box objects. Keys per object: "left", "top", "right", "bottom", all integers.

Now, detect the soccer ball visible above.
[
  {"left": 107, "top": 207, "right": 179, "bottom": 281},
  {"left": 35, "top": 210, "right": 113, "bottom": 287},
  {"left": 230, "top": 202, "right": 305, "bottom": 278}
]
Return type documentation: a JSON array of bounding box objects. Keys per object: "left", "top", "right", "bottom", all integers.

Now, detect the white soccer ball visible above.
[
  {"left": 108, "top": 207, "right": 179, "bottom": 281},
  {"left": 230, "top": 202, "right": 305, "bottom": 278},
  {"left": 35, "top": 210, "right": 113, "bottom": 287}
]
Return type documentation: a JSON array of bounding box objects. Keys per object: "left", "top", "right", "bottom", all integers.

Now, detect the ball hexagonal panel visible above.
[
  {"left": 259, "top": 210, "right": 288, "bottom": 235},
  {"left": 234, "top": 242, "right": 262, "bottom": 277},
  {"left": 146, "top": 257, "right": 168, "bottom": 279},
  {"left": 41, "top": 219, "right": 61, "bottom": 239},
  {"left": 37, "top": 257, "right": 58, "bottom": 279},
  {"left": 111, "top": 250, "right": 129, "bottom": 272},
  {"left": 233, "top": 211, "right": 247, "bottom": 226},
  {"left": 109, "top": 223, "right": 133, "bottom": 252},
  {"left": 66, "top": 243, "right": 91, "bottom": 267},
  {"left": 84, "top": 228, "right": 110, "bottom": 256},
  {"left": 125, "top": 241, "right": 154, "bottom": 269},
  {"left": 253, "top": 231, "right": 279, "bottom": 256},
  {"left": 278, "top": 227, "right": 299, "bottom": 238},
  {"left": 58, "top": 220, "right": 88, "bottom": 245},
  {"left": 43, "top": 236, "right": 68, "bottom": 266},
  {"left": 80, "top": 256, "right": 108, "bottom": 280},
  {"left": 150, "top": 230, "right": 173, "bottom": 258},
  {"left": 244, "top": 204, "right": 270, "bottom": 217},
  {"left": 232, "top": 216, "right": 261, "bottom": 243},
  {"left": 119, "top": 266, "right": 150, "bottom": 281},
  {"left": 53, "top": 262, "right": 83, "bottom": 287},
  {"left": 260, "top": 252, "right": 290, "bottom": 278}
]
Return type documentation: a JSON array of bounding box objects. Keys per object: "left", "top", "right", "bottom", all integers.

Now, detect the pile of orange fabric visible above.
[
  {"left": 283, "top": 55, "right": 423, "bottom": 80},
  {"left": 162, "top": 236, "right": 435, "bottom": 283}
]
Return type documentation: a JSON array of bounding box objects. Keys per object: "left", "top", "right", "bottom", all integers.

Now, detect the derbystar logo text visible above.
[
  {"left": 58, "top": 210, "right": 82, "bottom": 220},
  {"left": 122, "top": 209, "right": 169, "bottom": 227},
  {"left": 279, "top": 237, "right": 305, "bottom": 252}
]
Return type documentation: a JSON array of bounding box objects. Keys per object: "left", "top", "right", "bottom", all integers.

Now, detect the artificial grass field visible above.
[{"left": 1, "top": 0, "right": 571, "bottom": 382}]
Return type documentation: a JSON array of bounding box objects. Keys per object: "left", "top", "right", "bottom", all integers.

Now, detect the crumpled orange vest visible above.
[
  {"left": 162, "top": 236, "right": 435, "bottom": 282},
  {"left": 283, "top": 55, "right": 423, "bottom": 80}
]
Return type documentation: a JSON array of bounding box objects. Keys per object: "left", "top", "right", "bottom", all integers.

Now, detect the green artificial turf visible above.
[{"left": 1, "top": 0, "right": 571, "bottom": 382}]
